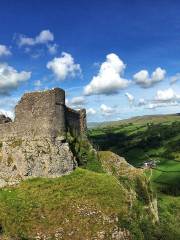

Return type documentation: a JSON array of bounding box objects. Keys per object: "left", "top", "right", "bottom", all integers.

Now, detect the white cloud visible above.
[
  {"left": 133, "top": 67, "right": 166, "bottom": 88},
  {"left": 100, "top": 104, "right": 115, "bottom": 116},
  {"left": 0, "top": 109, "right": 14, "bottom": 119},
  {"left": 138, "top": 88, "right": 180, "bottom": 110},
  {"left": 65, "top": 98, "right": 69, "bottom": 106},
  {"left": 151, "top": 67, "right": 166, "bottom": 82},
  {"left": 155, "top": 88, "right": 180, "bottom": 101},
  {"left": 0, "top": 63, "right": 31, "bottom": 94},
  {"left": 47, "top": 52, "right": 81, "bottom": 80},
  {"left": 170, "top": 73, "right": 180, "bottom": 84},
  {"left": 87, "top": 108, "right": 96, "bottom": 115},
  {"left": 125, "top": 92, "right": 134, "bottom": 104},
  {"left": 18, "top": 30, "right": 54, "bottom": 47},
  {"left": 47, "top": 43, "right": 58, "bottom": 55},
  {"left": 71, "top": 96, "right": 85, "bottom": 106},
  {"left": 138, "top": 98, "right": 146, "bottom": 106},
  {"left": 0, "top": 45, "right": 11, "bottom": 57},
  {"left": 146, "top": 101, "right": 179, "bottom": 109},
  {"left": 35, "top": 30, "right": 54, "bottom": 44},
  {"left": 84, "top": 53, "right": 130, "bottom": 96}
]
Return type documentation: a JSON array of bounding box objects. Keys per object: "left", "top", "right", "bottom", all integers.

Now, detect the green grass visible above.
[
  {"left": 89, "top": 116, "right": 180, "bottom": 239},
  {"left": 0, "top": 166, "right": 157, "bottom": 240},
  {"left": 0, "top": 168, "right": 128, "bottom": 239},
  {"left": 89, "top": 119, "right": 180, "bottom": 194}
]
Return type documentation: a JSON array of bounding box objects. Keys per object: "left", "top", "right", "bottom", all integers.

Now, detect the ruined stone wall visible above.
[
  {"left": 66, "top": 107, "right": 81, "bottom": 136},
  {"left": 14, "top": 88, "right": 66, "bottom": 138},
  {"left": 0, "top": 88, "right": 87, "bottom": 185},
  {"left": 65, "top": 107, "right": 87, "bottom": 136},
  {"left": 0, "top": 88, "right": 87, "bottom": 140},
  {"left": 0, "top": 88, "right": 67, "bottom": 140},
  {"left": 79, "top": 109, "right": 87, "bottom": 134}
]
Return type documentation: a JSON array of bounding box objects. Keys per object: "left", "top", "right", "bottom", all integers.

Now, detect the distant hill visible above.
[
  {"left": 88, "top": 112, "right": 180, "bottom": 238},
  {"left": 88, "top": 113, "right": 180, "bottom": 128}
]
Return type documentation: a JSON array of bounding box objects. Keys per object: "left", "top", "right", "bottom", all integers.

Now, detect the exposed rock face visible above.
[
  {"left": 0, "top": 88, "right": 86, "bottom": 187},
  {"left": 98, "top": 151, "right": 159, "bottom": 223},
  {"left": 0, "top": 136, "right": 76, "bottom": 187}
]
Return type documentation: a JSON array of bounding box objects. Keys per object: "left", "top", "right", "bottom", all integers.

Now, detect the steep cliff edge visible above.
[{"left": 98, "top": 151, "right": 159, "bottom": 224}]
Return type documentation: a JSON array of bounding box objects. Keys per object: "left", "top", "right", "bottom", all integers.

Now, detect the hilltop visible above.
[{"left": 88, "top": 113, "right": 180, "bottom": 128}]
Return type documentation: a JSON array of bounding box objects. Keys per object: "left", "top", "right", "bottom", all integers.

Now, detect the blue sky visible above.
[{"left": 0, "top": 0, "right": 179, "bottom": 122}]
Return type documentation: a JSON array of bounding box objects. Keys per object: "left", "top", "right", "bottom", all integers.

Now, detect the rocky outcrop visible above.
[
  {"left": 0, "top": 136, "right": 76, "bottom": 187},
  {"left": 98, "top": 151, "right": 159, "bottom": 223}
]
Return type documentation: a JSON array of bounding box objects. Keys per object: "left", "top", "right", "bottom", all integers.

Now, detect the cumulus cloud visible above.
[
  {"left": 65, "top": 98, "right": 69, "bottom": 106},
  {"left": 87, "top": 108, "right": 96, "bottom": 115},
  {"left": 125, "top": 92, "right": 134, "bottom": 104},
  {"left": 155, "top": 88, "right": 180, "bottom": 101},
  {"left": 100, "top": 104, "right": 115, "bottom": 116},
  {"left": 70, "top": 96, "right": 85, "bottom": 106},
  {"left": 137, "top": 88, "right": 180, "bottom": 110},
  {"left": 0, "top": 63, "right": 31, "bottom": 94},
  {"left": 133, "top": 67, "right": 166, "bottom": 88},
  {"left": 138, "top": 98, "right": 146, "bottom": 106},
  {"left": 170, "top": 73, "right": 180, "bottom": 84},
  {"left": 84, "top": 53, "right": 130, "bottom": 96},
  {"left": 47, "top": 43, "right": 58, "bottom": 55},
  {"left": 0, "top": 97, "right": 17, "bottom": 119},
  {"left": 18, "top": 30, "right": 54, "bottom": 47},
  {"left": 146, "top": 101, "right": 179, "bottom": 109},
  {"left": 0, "top": 109, "right": 14, "bottom": 119},
  {"left": 0, "top": 44, "right": 11, "bottom": 57},
  {"left": 47, "top": 52, "right": 81, "bottom": 80}
]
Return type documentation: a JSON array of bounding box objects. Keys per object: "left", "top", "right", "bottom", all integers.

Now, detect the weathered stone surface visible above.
[
  {"left": 0, "top": 88, "right": 87, "bottom": 140},
  {"left": 0, "top": 88, "right": 86, "bottom": 187},
  {"left": 0, "top": 137, "right": 76, "bottom": 186}
]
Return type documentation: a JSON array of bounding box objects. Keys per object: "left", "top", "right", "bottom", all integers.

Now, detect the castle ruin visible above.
[
  {"left": 0, "top": 88, "right": 87, "bottom": 140},
  {"left": 0, "top": 88, "right": 87, "bottom": 187}
]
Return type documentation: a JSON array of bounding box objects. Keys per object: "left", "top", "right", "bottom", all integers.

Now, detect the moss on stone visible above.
[
  {"left": 9, "top": 139, "right": 22, "bottom": 148},
  {"left": 7, "top": 155, "right": 14, "bottom": 167}
]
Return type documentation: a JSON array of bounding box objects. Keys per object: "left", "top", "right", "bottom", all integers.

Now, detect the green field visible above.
[
  {"left": 88, "top": 115, "right": 180, "bottom": 195},
  {"left": 89, "top": 114, "right": 180, "bottom": 239}
]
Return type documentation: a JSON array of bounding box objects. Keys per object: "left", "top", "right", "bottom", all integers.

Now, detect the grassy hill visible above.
[
  {"left": 88, "top": 113, "right": 180, "bottom": 239},
  {"left": 88, "top": 114, "right": 180, "bottom": 194},
  {"left": 88, "top": 113, "right": 180, "bottom": 129},
  {"left": 0, "top": 154, "right": 160, "bottom": 240}
]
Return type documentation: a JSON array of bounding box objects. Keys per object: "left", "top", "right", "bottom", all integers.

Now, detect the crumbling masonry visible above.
[
  {"left": 0, "top": 88, "right": 87, "bottom": 139},
  {"left": 0, "top": 88, "right": 87, "bottom": 187}
]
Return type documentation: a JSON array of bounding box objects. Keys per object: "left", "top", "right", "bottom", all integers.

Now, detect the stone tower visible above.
[{"left": 0, "top": 88, "right": 87, "bottom": 187}]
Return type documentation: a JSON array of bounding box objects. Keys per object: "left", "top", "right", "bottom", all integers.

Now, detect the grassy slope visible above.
[
  {"left": 89, "top": 115, "right": 180, "bottom": 239},
  {"left": 88, "top": 113, "right": 180, "bottom": 129},
  {"left": 89, "top": 116, "right": 180, "bottom": 193},
  {"left": 0, "top": 168, "right": 127, "bottom": 239},
  {"left": 0, "top": 162, "right": 158, "bottom": 240}
]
